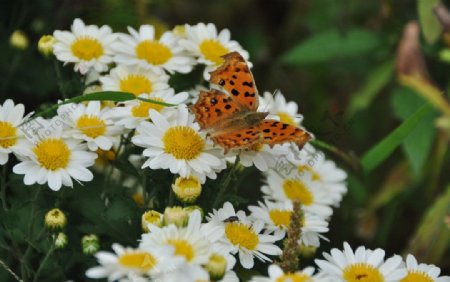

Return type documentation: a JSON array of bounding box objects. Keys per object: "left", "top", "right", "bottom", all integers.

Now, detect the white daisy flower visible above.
[
  {"left": 248, "top": 200, "right": 329, "bottom": 247},
  {"left": 156, "top": 262, "right": 209, "bottom": 282},
  {"left": 259, "top": 91, "right": 304, "bottom": 126},
  {"left": 207, "top": 202, "right": 282, "bottom": 269},
  {"left": 179, "top": 22, "right": 250, "bottom": 79},
  {"left": 131, "top": 105, "right": 226, "bottom": 181},
  {"left": 112, "top": 90, "right": 188, "bottom": 129},
  {"left": 112, "top": 25, "right": 195, "bottom": 74},
  {"left": 0, "top": 99, "right": 30, "bottom": 165},
  {"left": 53, "top": 18, "right": 117, "bottom": 74},
  {"left": 294, "top": 144, "right": 348, "bottom": 207},
  {"left": 401, "top": 254, "right": 450, "bottom": 282},
  {"left": 99, "top": 65, "right": 170, "bottom": 97},
  {"left": 238, "top": 143, "right": 299, "bottom": 172},
  {"left": 315, "top": 242, "right": 407, "bottom": 282},
  {"left": 250, "top": 264, "right": 328, "bottom": 282},
  {"left": 262, "top": 169, "right": 334, "bottom": 218},
  {"left": 57, "top": 101, "right": 123, "bottom": 151},
  {"left": 140, "top": 210, "right": 224, "bottom": 265},
  {"left": 12, "top": 117, "right": 97, "bottom": 191},
  {"left": 85, "top": 243, "right": 182, "bottom": 281}
]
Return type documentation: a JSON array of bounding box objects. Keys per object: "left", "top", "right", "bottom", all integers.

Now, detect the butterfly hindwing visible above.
[
  {"left": 209, "top": 52, "right": 259, "bottom": 111},
  {"left": 211, "top": 126, "right": 261, "bottom": 153},
  {"left": 258, "top": 119, "right": 312, "bottom": 149}
]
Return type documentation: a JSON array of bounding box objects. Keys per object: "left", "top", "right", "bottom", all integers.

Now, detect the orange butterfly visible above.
[{"left": 191, "top": 52, "right": 312, "bottom": 153}]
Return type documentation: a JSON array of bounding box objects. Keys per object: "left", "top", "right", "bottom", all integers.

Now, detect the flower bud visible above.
[
  {"left": 183, "top": 205, "right": 204, "bottom": 220},
  {"left": 298, "top": 244, "right": 317, "bottom": 258},
  {"left": 9, "top": 30, "right": 28, "bottom": 50},
  {"left": 141, "top": 210, "right": 163, "bottom": 232},
  {"left": 37, "top": 35, "right": 55, "bottom": 57},
  {"left": 172, "top": 25, "right": 186, "bottom": 38},
  {"left": 172, "top": 176, "right": 202, "bottom": 203},
  {"left": 163, "top": 206, "right": 189, "bottom": 227},
  {"left": 45, "top": 208, "right": 67, "bottom": 230},
  {"left": 54, "top": 232, "right": 68, "bottom": 249},
  {"left": 204, "top": 253, "right": 227, "bottom": 281},
  {"left": 81, "top": 234, "right": 100, "bottom": 255}
]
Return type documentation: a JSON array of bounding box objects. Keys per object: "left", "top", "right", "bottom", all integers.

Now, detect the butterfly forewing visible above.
[{"left": 209, "top": 52, "right": 259, "bottom": 111}]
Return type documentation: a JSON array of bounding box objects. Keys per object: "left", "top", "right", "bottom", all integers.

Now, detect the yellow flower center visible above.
[
  {"left": 225, "top": 222, "right": 259, "bottom": 250},
  {"left": 120, "top": 75, "right": 153, "bottom": 96},
  {"left": 0, "top": 121, "right": 17, "bottom": 148},
  {"left": 269, "top": 209, "right": 292, "bottom": 229},
  {"left": 33, "top": 138, "right": 71, "bottom": 170},
  {"left": 282, "top": 179, "right": 314, "bottom": 205},
  {"left": 76, "top": 115, "right": 107, "bottom": 138},
  {"left": 298, "top": 165, "right": 321, "bottom": 181},
  {"left": 118, "top": 251, "right": 157, "bottom": 271},
  {"left": 167, "top": 239, "right": 194, "bottom": 261},
  {"left": 343, "top": 263, "right": 384, "bottom": 282},
  {"left": 162, "top": 126, "right": 204, "bottom": 160},
  {"left": 276, "top": 273, "right": 312, "bottom": 282},
  {"left": 71, "top": 37, "right": 104, "bottom": 61},
  {"left": 135, "top": 40, "right": 172, "bottom": 65},
  {"left": 400, "top": 271, "right": 433, "bottom": 282},
  {"left": 278, "top": 112, "right": 297, "bottom": 125},
  {"left": 132, "top": 98, "right": 165, "bottom": 118},
  {"left": 199, "top": 39, "right": 229, "bottom": 65}
]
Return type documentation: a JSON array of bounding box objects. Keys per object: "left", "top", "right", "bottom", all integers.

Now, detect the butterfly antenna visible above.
[{"left": 261, "top": 89, "right": 279, "bottom": 113}]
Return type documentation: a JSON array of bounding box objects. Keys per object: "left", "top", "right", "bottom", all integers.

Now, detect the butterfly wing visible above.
[
  {"left": 209, "top": 52, "right": 259, "bottom": 111},
  {"left": 258, "top": 119, "right": 312, "bottom": 149},
  {"left": 211, "top": 125, "right": 261, "bottom": 153},
  {"left": 191, "top": 89, "right": 241, "bottom": 131}
]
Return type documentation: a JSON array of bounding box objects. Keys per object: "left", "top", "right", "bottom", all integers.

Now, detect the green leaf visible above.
[
  {"left": 391, "top": 87, "right": 438, "bottom": 174},
  {"left": 418, "top": 0, "right": 442, "bottom": 44},
  {"left": 281, "top": 28, "right": 380, "bottom": 65},
  {"left": 347, "top": 60, "right": 394, "bottom": 118},
  {"left": 407, "top": 185, "right": 450, "bottom": 263},
  {"left": 361, "top": 104, "right": 431, "bottom": 172},
  {"left": 71, "top": 91, "right": 135, "bottom": 102}
]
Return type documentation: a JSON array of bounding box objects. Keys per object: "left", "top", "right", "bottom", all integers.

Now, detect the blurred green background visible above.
[{"left": 1, "top": 0, "right": 449, "bottom": 280}]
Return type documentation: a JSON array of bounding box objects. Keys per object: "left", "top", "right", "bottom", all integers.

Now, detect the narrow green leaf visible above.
[
  {"left": 137, "top": 97, "right": 176, "bottom": 107},
  {"left": 347, "top": 60, "right": 394, "bottom": 118},
  {"left": 418, "top": 0, "right": 442, "bottom": 44},
  {"left": 407, "top": 185, "right": 450, "bottom": 263},
  {"left": 281, "top": 28, "right": 379, "bottom": 65},
  {"left": 361, "top": 105, "right": 431, "bottom": 172},
  {"left": 71, "top": 91, "right": 136, "bottom": 102}
]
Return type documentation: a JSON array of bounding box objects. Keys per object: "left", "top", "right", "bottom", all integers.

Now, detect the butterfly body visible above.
[{"left": 191, "top": 52, "right": 312, "bottom": 153}]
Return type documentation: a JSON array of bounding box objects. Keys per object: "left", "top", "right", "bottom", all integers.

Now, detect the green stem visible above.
[
  {"left": 2, "top": 53, "right": 21, "bottom": 94},
  {"left": 1, "top": 164, "right": 8, "bottom": 210},
  {"left": 213, "top": 160, "right": 239, "bottom": 209},
  {"left": 0, "top": 258, "right": 23, "bottom": 282},
  {"left": 53, "top": 59, "right": 67, "bottom": 99},
  {"left": 32, "top": 245, "right": 54, "bottom": 282},
  {"left": 310, "top": 139, "right": 360, "bottom": 170}
]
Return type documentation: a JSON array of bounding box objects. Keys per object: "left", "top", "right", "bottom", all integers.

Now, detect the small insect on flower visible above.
[{"left": 190, "top": 52, "right": 312, "bottom": 155}]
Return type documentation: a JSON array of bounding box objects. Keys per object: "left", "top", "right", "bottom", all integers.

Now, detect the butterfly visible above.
[{"left": 191, "top": 52, "right": 312, "bottom": 153}]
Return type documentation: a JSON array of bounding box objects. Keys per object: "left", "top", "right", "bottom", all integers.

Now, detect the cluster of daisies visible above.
[{"left": 2, "top": 18, "right": 448, "bottom": 281}]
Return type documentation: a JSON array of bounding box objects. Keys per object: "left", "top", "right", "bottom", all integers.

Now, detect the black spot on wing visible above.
[
  {"left": 242, "top": 81, "right": 253, "bottom": 87},
  {"left": 231, "top": 89, "right": 239, "bottom": 96}
]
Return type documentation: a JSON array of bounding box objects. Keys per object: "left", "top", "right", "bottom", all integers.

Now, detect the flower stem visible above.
[
  {"left": 53, "top": 59, "right": 67, "bottom": 99},
  {"left": 310, "top": 139, "right": 360, "bottom": 171},
  {"left": 1, "top": 164, "right": 8, "bottom": 210},
  {"left": 213, "top": 160, "right": 239, "bottom": 209},
  {"left": 0, "top": 258, "right": 23, "bottom": 282},
  {"left": 277, "top": 200, "right": 303, "bottom": 273},
  {"left": 32, "top": 245, "right": 55, "bottom": 282}
]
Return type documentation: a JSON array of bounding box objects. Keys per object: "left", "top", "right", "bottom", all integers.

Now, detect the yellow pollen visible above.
[
  {"left": 276, "top": 273, "right": 313, "bottom": 282},
  {"left": 76, "top": 115, "right": 107, "bottom": 138},
  {"left": 269, "top": 209, "right": 292, "bottom": 229},
  {"left": 278, "top": 112, "right": 297, "bottom": 125},
  {"left": 135, "top": 40, "right": 172, "bottom": 65},
  {"left": 132, "top": 98, "right": 165, "bottom": 118},
  {"left": 298, "top": 165, "right": 321, "bottom": 181},
  {"left": 225, "top": 222, "right": 259, "bottom": 250},
  {"left": 0, "top": 121, "right": 17, "bottom": 148},
  {"left": 343, "top": 263, "right": 384, "bottom": 282},
  {"left": 33, "top": 138, "right": 71, "bottom": 170},
  {"left": 400, "top": 271, "right": 433, "bottom": 282},
  {"left": 167, "top": 239, "right": 194, "bottom": 261},
  {"left": 199, "top": 39, "right": 229, "bottom": 65},
  {"left": 120, "top": 75, "right": 153, "bottom": 96},
  {"left": 118, "top": 252, "right": 157, "bottom": 271},
  {"left": 162, "top": 126, "right": 204, "bottom": 160},
  {"left": 71, "top": 37, "right": 103, "bottom": 61},
  {"left": 282, "top": 179, "right": 314, "bottom": 206}
]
